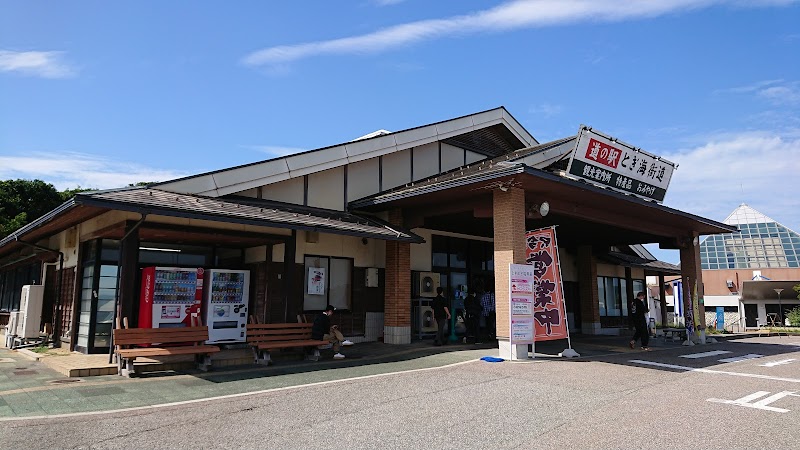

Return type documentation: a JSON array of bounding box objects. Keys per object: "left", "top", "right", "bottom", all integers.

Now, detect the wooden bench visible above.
[
  {"left": 661, "top": 327, "right": 688, "bottom": 342},
  {"left": 113, "top": 319, "right": 220, "bottom": 377},
  {"left": 246, "top": 322, "right": 330, "bottom": 365}
]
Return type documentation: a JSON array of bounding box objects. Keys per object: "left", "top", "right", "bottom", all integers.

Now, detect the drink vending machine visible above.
[
  {"left": 203, "top": 269, "right": 250, "bottom": 343},
  {"left": 139, "top": 267, "right": 204, "bottom": 328}
]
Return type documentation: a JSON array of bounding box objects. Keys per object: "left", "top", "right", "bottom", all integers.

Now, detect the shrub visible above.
[{"left": 787, "top": 306, "right": 800, "bottom": 327}]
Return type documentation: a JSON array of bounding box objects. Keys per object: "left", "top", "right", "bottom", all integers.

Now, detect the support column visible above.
[
  {"left": 118, "top": 221, "right": 140, "bottom": 326},
  {"left": 492, "top": 187, "right": 527, "bottom": 359},
  {"left": 578, "top": 245, "right": 601, "bottom": 334},
  {"left": 384, "top": 209, "right": 411, "bottom": 344},
  {"left": 658, "top": 274, "right": 667, "bottom": 327},
  {"left": 679, "top": 233, "right": 705, "bottom": 343}
]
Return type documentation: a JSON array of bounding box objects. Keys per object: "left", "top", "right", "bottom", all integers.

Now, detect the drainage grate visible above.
[
  {"left": 13, "top": 370, "right": 38, "bottom": 376},
  {"left": 77, "top": 386, "right": 125, "bottom": 397}
]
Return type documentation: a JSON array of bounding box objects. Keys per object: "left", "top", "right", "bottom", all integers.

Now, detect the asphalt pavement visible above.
[{"left": 2, "top": 333, "right": 799, "bottom": 450}]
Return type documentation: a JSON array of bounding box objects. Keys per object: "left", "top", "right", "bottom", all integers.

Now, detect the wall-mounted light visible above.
[{"left": 527, "top": 202, "right": 550, "bottom": 218}]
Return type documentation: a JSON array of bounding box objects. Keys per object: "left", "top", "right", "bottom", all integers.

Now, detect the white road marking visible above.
[
  {"left": 680, "top": 350, "right": 732, "bottom": 359},
  {"left": 760, "top": 359, "right": 796, "bottom": 367},
  {"left": 718, "top": 354, "right": 763, "bottom": 363},
  {"left": 629, "top": 359, "right": 800, "bottom": 383},
  {"left": 707, "top": 391, "right": 796, "bottom": 413}
]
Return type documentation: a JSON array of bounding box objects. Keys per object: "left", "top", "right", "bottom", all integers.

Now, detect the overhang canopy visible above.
[
  {"left": 350, "top": 137, "right": 736, "bottom": 247},
  {"left": 741, "top": 280, "right": 800, "bottom": 301},
  {"left": 0, "top": 187, "right": 422, "bottom": 261}
]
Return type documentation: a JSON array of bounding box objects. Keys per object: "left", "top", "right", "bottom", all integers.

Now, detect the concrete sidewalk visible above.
[{"left": 0, "top": 333, "right": 710, "bottom": 420}]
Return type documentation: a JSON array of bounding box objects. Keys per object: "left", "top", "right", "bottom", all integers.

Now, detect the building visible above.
[
  {"left": 0, "top": 107, "right": 734, "bottom": 359},
  {"left": 696, "top": 204, "right": 800, "bottom": 329}
]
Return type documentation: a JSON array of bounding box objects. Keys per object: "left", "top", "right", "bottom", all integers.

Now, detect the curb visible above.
[{"left": 15, "top": 348, "right": 42, "bottom": 361}]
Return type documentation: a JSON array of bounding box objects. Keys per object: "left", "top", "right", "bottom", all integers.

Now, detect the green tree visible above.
[
  {"left": 0, "top": 179, "right": 64, "bottom": 239},
  {"left": 59, "top": 186, "right": 96, "bottom": 201}
]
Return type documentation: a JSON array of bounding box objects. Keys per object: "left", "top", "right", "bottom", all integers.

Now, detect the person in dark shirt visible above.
[
  {"left": 311, "top": 305, "right": 353, "bottom": 359},
  {"left": 431, "top": 287, "right": 451, "bottom": 346},
  {"left": 463, "top": 288, "right": 483, "bottom": 344},
  {"left": 629, "top": 291, "right": 651, "bottom": 351}
]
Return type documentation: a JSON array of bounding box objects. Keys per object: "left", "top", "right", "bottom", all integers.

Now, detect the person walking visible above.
[
  {"left": 432, "top": 287, "right": 451, "bottom": 346},
  {"left": 629, "top": 291, "right": 650, "bottom": 351}
]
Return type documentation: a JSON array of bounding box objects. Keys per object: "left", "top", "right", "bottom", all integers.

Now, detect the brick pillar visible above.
[
  {"left": 679, "top": 233, "right": 705, "bottom": 341},
  {"left": 384, "top": 208, "right": 411, "bottom": 344},
  {"left": 578, "top": 245, "right": 601, "bottom": 334},
  {"left": 492, "top": 187, "right": 527, "bottom": 359}
]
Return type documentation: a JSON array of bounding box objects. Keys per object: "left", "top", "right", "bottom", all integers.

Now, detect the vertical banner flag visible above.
[
  {"left": 509, "top": 263, "right": 535, "bottom": 346},
  {"left": 525, "top": 226, "right": 568, "bottom": 341}
]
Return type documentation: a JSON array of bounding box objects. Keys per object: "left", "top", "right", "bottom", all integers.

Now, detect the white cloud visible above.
[
  {"left": 662, "top": 130, "right": 800, "bottom": 229},
  {"left": 242, "top": 0, "right": 795, "bottom": 67},
  {"left": 529, "top": 103, "right": 564, "bottom": 118},
  {"left": 0, "top": 50, "right": 76, "bottom": 78},
  {"left": 372, "top": 0, "right": 406, "bottom": 5},
  {"left": 719, "top": 79, "right": 800, "bottom": 106},
  {"left": 241, "top": 145, "right": 307, "bottom": 158},
  {"left": 0, "top": 152, "right": 188, "bottom": 190}
]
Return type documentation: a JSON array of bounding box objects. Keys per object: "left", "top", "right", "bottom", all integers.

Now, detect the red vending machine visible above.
[{"left": 139, "top": 267, "right": 204, "bottom": 328}]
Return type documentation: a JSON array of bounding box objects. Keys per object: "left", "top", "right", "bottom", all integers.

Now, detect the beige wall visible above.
[
  {"left": 294, "top": 230, "right": 385, "bottom": 267},
  {"left": 346, "top": 158, "right": 380, "bottom": 202},
  {"left": 597, "top": 264, "right": 625, "bottom": 278},
  {"left": 307, "top": 166, "right": 345, "bottom": 210},
  {"left": 261, "top": 176, "right": 304, "bottom": 204},
  {"left": 702, "top": 267, "right": 800, "bottom": 295},
  {"left": 412, "top": 143, "right": 439, "bottom": 182}
]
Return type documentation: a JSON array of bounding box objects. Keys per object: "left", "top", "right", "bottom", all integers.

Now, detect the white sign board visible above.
[
  {"left": 509, "top": 263, "right": 535, "bottom": 346},
  {"left": 566, "top": 126, "right": 676, "bottom": 202}
]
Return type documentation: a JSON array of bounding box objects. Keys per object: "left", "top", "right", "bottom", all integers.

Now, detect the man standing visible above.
[
  {"left": 432, "top": 287, "right": 451, "bottom": 346},
  {"left": 311, "top": 305, "right": 353, "bottom": 359},
  {"left": 629, "top": 291, "right": 650, "bottom": 351},
  {"left": 463, "top": 288, "right": 483, "bottom": 344}
]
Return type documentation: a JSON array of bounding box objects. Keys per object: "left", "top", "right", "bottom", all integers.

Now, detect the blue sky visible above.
[{"left": 1, "top": 0, "right": 799, "bottom": 263}]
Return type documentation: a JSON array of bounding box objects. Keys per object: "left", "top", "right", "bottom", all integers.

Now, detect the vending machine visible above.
[
  {"left": 139, "top": 267, "right": 204, "bottom": 328},
  {"left": 203, "top": 269, "right": 250, "bottom": 344}
]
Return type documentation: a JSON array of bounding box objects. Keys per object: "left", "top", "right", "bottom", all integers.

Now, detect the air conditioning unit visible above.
[
  {"left": 415, "top": 272, "right": 440, "bottom": 298},
  {"left": 6, "top": 311, "right": 22, "bottom": 336},
  {"left": 417, "top": 306, "right": 437, "bottom": 333},
  {"left": 19, "top": 285, "right": 45, "bottom": 339}
]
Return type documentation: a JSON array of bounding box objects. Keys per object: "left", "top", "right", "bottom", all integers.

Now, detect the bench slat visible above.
[
  {"left": 255, "top": 340, "right": 329, "bottom": 350},
  {"left": 247, "top": 323, "right": 313, "bottom": 330},
  {"left": 118, "top": 345, "right": 220, "bottom": 358}
]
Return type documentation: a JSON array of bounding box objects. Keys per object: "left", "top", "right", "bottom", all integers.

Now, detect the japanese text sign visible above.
[
  {"left": 525, "top": 226, "right": 568, "bottom": 341},
  {"left": 566, "top": 126, "right": 676, "bottom": 202}
]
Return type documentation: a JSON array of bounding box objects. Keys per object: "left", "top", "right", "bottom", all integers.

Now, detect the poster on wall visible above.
[
  {"left": 509, "top": 263, "right": 535, "bottom": 345},
  {"left": 525, "top": 226, "right": 568, "bottom": 341},
  {"left": 307, "top": 267, "right": 326, "bottom": 295}
]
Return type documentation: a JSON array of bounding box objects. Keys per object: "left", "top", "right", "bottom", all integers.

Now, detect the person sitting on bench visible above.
[{"left": 311, "top": 304, "right": 353, "bottom": 359}]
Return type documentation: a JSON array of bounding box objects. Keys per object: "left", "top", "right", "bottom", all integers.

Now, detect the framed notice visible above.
[{"left": 307, "top": 267, "right": 326, "bottom": 295}]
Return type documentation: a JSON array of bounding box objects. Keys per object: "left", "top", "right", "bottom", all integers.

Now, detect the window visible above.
[
  {"left": 597, "top": 276, "right": 643, "bottom": 317},
  {"left": 303, "top": 255, "right": 352, "bottom": 311}
]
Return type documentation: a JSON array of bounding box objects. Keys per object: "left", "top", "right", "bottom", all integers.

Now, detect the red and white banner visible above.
[{"left": 525, "top": 226, "right": 568, "bottom": 341}]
